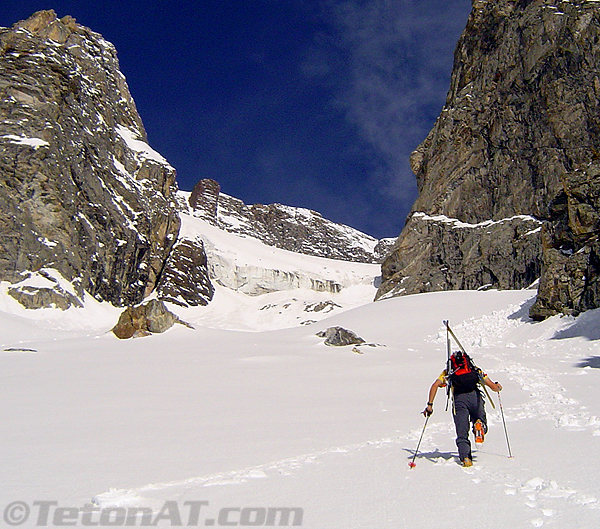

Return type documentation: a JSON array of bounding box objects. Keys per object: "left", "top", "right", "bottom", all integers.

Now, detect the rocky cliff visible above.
[
  {"left": 0, "top": 11, "right": 181, "bottom": 308},
  {"left": 0, "top": 10, "right": 383, "bottom": 314},
  {"left": 377, "top": 0, "right": 600, "bottom": 313}
]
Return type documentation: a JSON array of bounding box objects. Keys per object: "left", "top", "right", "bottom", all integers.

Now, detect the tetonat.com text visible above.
[{"left": 2, "top": 501, "right": 304, "bottom": 527}]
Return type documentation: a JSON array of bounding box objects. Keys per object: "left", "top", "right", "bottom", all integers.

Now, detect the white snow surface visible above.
[
  {"left": 1, "top": 221, "right": 600, "bottom": 527},
  {"left": 115, "top": 125, "right": 174, "bottom": 170},
  {"left": 2, "top": 282, "right": 600, "bottom": 527}
]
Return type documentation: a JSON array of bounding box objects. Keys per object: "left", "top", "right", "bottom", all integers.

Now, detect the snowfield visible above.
[{"left": 1, "top": 284, "right": 600, "bottom": 528}]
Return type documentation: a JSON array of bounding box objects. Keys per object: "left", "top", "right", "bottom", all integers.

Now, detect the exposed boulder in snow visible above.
[
  {"left": 184, "top": 183, "right": 394, "bottom": 264},
  {"left": 317, "top": 326, "right": 365, "bottom": 347},
  {"left": 112, "top": 299, "right": 190, "bottom": 339},
  {"left": 304, "top": 300, "right": 342, "bottom": 314},
  {"left": 0, "top": 10, "right": 180, "bottom": 307},
  {"left": 379, "top": 0, "right": 600, "bottom": 304}
]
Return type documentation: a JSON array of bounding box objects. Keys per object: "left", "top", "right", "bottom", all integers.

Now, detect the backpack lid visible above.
[{"left": 450, "top": 351, "right": 472, "bottom": 375}]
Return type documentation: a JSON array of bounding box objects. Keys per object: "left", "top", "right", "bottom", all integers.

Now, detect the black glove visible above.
[{"left": 422, "top": 404, "right": 433, "bottom": 417}]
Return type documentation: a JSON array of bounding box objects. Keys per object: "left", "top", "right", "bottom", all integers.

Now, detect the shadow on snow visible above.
[
  {"left": 552, "top": 308, "right": 600, "bottom": 342},
  {"left": 574, "top": 356, "right": 600, "bottom": 369}
]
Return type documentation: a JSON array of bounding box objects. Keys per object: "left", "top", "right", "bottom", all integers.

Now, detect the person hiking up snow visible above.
[{"left": 423, "top": 351, "right": 502, "bottom": 467}]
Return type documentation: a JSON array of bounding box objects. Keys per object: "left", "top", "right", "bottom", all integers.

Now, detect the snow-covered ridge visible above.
[
  {"left": 115, "top": 125, "right": 174, "bottom": 170},
  {"left": 178, "top": 189, "right": 395, "bottom": 264}
]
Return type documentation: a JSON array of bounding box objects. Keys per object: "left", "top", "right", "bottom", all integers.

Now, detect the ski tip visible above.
[{"left": 408, "top": 462, "right": 416, "bottom": 468}]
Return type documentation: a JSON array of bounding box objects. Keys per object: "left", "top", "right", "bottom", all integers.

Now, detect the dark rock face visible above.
[
  {"left": 187, "top": 179, "right": 394, "bottom": 264},
  {"left": 378, "top": 0, "right": 600, "bottom": 302},
  {"left": 8, "top": 283, "right": 83, "bottom": 310},
  {"left": 0, "top": 11, "right": 180, "bottom": 307},
  {"left": 530, "top": 163, "right": 600, "bottom": 319},
  {"left": 189, "top": 179, "right": 220, "bottom": 222},
  {"left": 156, "top": 236, "right": 214, "bottom": 307},
  {"left": 378, "top": 213, "right": 542, "bottom": 299}
]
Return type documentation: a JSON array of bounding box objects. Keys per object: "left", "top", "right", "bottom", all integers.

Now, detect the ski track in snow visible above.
[
  {"left": 94, "top": 426, "right": 599, "bottom": 528},
  {"left": 441, "top": 300, "right": 600, "bottom": 434},
  {"left": 8, "top": 287, "right": 597, "bottom": 527},
  {"left": 93, "top": 298, "right": 600, "bottom": 527}
]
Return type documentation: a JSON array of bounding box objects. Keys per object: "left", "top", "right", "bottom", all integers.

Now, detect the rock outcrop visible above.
[
  {"left": 156, "top": 236, "right": 214, "bottom": 307},
  {"left": 7, "top": 269, "right": 83, "bottom": 310},
  {"left": 378, "top": 213, "right": 542, "bottom": 299},
  {"left": 112, "top": 299, "right": 191, "bottom": 339},
  {"left": 377, "top": 0, "right": 600, "bottom": 307},
  {"left": 185, "top": 179, "right": 394, "bottom": 264},
  {"left": 189, "top": 178, "right": 220, "bottom": 222},
  {"left": 0, "top": 10, "right": 180, "bottom": 307},
  {"left": 316, "top": 326, "right": 365, "bottom": 347},
  {"left": 530, "top": 162, "right": 600, "bottom": 319}
]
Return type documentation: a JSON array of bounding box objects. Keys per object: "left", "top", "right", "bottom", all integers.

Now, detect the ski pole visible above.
[
  {"left": 498, "top": 392, "right": 513, "bottom": 458},
  {"left": 409, "top": 414, "right": 430, "bottom": 468}
]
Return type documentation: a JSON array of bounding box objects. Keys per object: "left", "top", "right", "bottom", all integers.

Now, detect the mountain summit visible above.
[
  {"left": 0, "top": 10, "right": 180, "bottom": 308},
  {"left": 0, "top": 11, "right": 384, "bottom": 319}
]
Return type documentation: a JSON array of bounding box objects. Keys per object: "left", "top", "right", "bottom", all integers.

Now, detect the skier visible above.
[{"left": 423, "top": 351, "right": 502, "bottom": 467}]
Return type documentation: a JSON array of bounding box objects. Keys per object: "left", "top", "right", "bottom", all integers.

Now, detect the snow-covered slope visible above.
[
  {"left": 173, "top": 209, "right": 381, "bottom": 330},
  {"left": 0, "top": 198, "right": 381, "bottom": 332},
  {"left": 1, "top": 288, "right": 599, "bottom": 528}
]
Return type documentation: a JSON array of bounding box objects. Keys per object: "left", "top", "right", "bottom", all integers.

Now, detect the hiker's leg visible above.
[
  {"left": 473, "top": 391, "right": 488, "bottom": 433},
  {"left": 453, "top": 395, "right": 471, "bottom": 461}
]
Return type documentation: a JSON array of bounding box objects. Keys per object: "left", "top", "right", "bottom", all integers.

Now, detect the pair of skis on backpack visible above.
[{"left": 444, "top": 320, "right": 496, "bottom": 409}]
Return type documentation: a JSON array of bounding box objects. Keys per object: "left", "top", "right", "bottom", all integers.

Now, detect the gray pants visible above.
[{"left": 453, "top": 390, "right": 487, "bottom": 461}]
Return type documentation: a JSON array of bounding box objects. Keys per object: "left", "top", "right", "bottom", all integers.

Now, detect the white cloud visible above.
[{"left": 304, "top": 0, "right": 472, "bottom": 205}]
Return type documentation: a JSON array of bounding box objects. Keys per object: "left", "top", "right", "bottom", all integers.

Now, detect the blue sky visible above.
[{"left": 2, "top": 1, "right": 472, "bottom": 238}]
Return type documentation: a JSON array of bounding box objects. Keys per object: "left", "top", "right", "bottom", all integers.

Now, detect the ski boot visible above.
[{"left": 474, "top": 419, "right": 485, "bottom": 444}]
